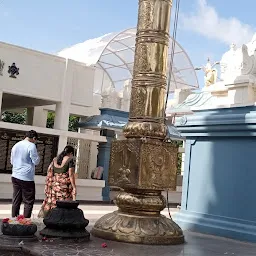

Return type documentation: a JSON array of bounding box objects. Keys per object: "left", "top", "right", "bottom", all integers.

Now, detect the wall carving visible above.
[{"left": 0, "top": 60, "right": 19, "bottom": 78}]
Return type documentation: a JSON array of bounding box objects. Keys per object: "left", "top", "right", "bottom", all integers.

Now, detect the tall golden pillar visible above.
[{"left": 91, "top": 0, "right": 184, "bottom": 245}]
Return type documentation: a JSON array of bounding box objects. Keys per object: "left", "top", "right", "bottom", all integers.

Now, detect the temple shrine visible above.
[{"left": 169, "top": 34, "right": 256, "bottom": 243}]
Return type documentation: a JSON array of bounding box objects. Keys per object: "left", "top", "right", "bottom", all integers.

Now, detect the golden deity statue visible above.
[
  {"left": 91, "top": 0, "right": 184, "bottom": 245},
  {"left": 196, "top": 58, "right": 219, "bottom": 87}
]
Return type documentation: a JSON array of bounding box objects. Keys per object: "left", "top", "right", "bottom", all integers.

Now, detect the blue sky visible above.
[{"left": 1, "top": 0, "right": 255, "bottom": 87}]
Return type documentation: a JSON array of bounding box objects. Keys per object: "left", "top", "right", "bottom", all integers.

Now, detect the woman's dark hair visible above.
[{"left": 56, "top": 145, "right": 74, "bottom": 165}]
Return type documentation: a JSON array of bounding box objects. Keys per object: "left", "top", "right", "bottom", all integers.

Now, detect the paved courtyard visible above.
[{"left": 0, "top": 203, "right": 255, "bottom": 255}]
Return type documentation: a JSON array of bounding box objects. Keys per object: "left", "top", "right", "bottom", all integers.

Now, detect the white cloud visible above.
[{"left": 180, "top": 0, "right": 255, "bottom": 46}]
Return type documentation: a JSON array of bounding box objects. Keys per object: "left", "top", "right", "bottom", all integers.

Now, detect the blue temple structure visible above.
[{"left": 174, "top": 105, "right": 256, "bottom": 243}]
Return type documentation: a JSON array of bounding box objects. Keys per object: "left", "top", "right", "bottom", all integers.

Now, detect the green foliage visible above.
[
  {"left": 46, "top": 112, "right": 79, "bottom": 132},
  {"left": 46, "top": 112, "right": 55, "bottom": 129},
  {"left": 68, "top": 115, "right": 80, "bottom": 132},
  {"left": 2, "top": 110, "right": 27, "bottom": 124}
]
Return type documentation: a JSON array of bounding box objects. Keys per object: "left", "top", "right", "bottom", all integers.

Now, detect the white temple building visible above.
[
  {"left": 0, "top": 27, "right": 198, "bottom": 202},
  {"left": 167, "top": 33, "right": 256, "bottom": 117}
]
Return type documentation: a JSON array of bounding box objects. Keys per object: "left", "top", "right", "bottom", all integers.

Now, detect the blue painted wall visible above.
[
  {"left": 97, "top": 136, "right": 113, "bottom": 201},
  {"left": 174, "top": 106, "right": 256, "bottom": 243}
]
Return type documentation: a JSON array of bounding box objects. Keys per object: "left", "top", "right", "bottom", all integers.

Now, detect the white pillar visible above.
[
  {"left": 181, "top": 140, "right": 185, "bottom": 176},
  {"left": 0, "top": 91, "right": 3, "bottom": 120},
  {"left": 54, "top": 59, "right": 75, "bottom": 153},
  {"left": 54, "top": 103, "right": 70, "bottom": 131},
  {"left": 0, "top": 91, "right": 3, "bottom": 109},
  {"left": 58, "top": 135, "right": 68, "bottom": 154},
  {"left": 32, "top": 107, "right": 48, "bottom": 127},
  {"left": 26, "top": 108, "right": 34, "bottom": 125},
  {"left": 76, "top": 127, "right": 98, "bottom": 179},
  {"left": 89, "top": 141, "right": 98, "bottom": 174}
]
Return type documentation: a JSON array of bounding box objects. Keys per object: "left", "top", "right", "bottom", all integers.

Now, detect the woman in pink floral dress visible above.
[{"left": 38, "top": 146, "right": 77, "bottom": 218}]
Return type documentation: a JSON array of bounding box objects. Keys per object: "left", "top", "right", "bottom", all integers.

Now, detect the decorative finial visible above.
[{"left": 230, "top": 43, "right": 236, "bottom": 50}]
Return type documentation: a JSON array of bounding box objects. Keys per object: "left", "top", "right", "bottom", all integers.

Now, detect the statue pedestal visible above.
[
  {"left": 40, "top": 201, "right": 90, "bottom": 240},
  {"left": 175, "top": 106, "right": 256, "bottom": 243},
  {"left": 1, "top": 223, "right": 37, "bottom": 242},
  {"left": 227, "top": 83, "right": 256, "bottom": 106}
]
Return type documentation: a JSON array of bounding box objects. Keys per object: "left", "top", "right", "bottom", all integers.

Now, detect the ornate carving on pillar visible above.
[
  {"left": 108, "top": 139, "right": 178, "bottom": 191},
  {"left": 91, "top": 0, "right": 184, "bottom": 245}
]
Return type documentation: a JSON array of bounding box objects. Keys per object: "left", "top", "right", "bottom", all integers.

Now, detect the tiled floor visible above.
[
  {"left": 0, "top": 203, "right": 255, "bottom": 255},
  {"left": 0, "top": 248, "right": 25, "bottom": 256},
  {"left": 0, "top": 202, "right": 178, "bottom": 220},
  {"left": 1, "top": 230, "right": 256, "bottom": 256}
]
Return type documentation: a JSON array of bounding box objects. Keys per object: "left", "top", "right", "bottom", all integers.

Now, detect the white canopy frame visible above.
[{"left": 58, "top": 27, "right": 199, "bottom": 94}]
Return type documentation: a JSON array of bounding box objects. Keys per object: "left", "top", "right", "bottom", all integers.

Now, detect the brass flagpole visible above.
[{"left": 91, "top": 0, "right": 184, "bottom": 245}]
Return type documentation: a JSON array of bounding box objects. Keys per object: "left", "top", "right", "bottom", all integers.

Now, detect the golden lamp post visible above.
[{"left": 91, "top": 0, "right": 184, "bottom": 245}]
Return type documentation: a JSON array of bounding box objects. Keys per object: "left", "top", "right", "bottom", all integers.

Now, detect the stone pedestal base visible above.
[
  {"left": 1, "top": 223, "right": 37, "bottom": 243},
  {"left": 1, "top": 223, "right": 37, "bottom": 237},
  {"left": 40, "top": 227, "right": 90, "bottom": 240},
  {"left": 92, "top": 211, "right": 184, "bottom": 245},
  {"left": 40, "top": 201, "right": 90, "bottom": 241}
]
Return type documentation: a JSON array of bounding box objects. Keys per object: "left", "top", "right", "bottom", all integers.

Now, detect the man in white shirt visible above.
[{"left": 11, "top": 130, "right": 40, "bottom": 218}]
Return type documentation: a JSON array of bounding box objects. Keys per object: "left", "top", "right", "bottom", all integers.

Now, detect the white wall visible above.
[
  {"left": 42, "top": 65, "right": 101, "bottom": 117},
  {"left": 0, "top": 41, "right": 95, "bottom": 111},
  {"left": 71, "top": 62, "right": 94, "bottom": 107},
  {"left": 41, "top": 104, "right": 100, "bottom": 117},
  {"left": 0, "top": 174, "right": 105, "bottom": 201},
  {"left": 0, "top": 42, "right": 65, "bottom": 101}
]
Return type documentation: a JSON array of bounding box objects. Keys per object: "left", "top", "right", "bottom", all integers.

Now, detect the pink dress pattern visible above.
[{"left": 38, "top": 158, "right": 75, "bottom": 218}]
